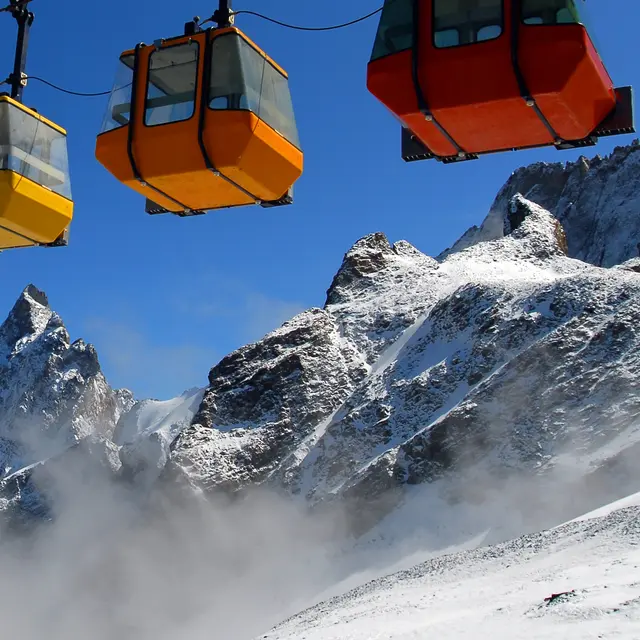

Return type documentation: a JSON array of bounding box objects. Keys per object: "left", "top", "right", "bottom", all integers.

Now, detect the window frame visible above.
[
  {"left": 431, "top": 0, "right": 506, "bottom": 50},
  {"left": 206, "top": 31, "right": 301, "bottom": 150},
  {"left": 142, "top": 40, "right": 201, "bottom": 129},
  {"left": 520, "top": 0, "right": 585, "bottom": 27}
]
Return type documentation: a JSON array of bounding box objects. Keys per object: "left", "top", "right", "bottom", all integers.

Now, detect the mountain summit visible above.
[{"left": 1, "top": 144, "right": 639, "bottom": 537}]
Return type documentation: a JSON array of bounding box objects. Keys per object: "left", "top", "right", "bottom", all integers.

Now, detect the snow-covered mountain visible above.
[
  {"left": 169, "top": 193, "right": 640, "bottom": 536},
  {"left": 1, "top": 143, "right": 639, "bottom": 539},
  {"left": 444, "top": 141, "right": 640, "bottom": 267},
  {"left": 0, "top": 285, "right": 133, "bottom": 473}
]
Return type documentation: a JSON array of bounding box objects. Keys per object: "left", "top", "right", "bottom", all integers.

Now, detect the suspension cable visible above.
[
  {"left": 223, "top": 6, "right": 383, "bottom": 32},
  {"left": 25, "top": 76, "right": 112, "bottom": 97},
  {"left": 5, "top": 3, "right": 386, "bottom": 98}
]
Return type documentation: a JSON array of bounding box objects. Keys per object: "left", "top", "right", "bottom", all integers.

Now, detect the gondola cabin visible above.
[
  {"left": 367, "top": 0, "right": 635, "bottom": 163},
  {"left": 0, "top": 95, "right": 73, "bottom": 250},
  {"left": 95, "top": 25, "right": 303, "bottom": 216}
]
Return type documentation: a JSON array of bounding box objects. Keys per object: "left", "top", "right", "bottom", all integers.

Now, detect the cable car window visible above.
[
  {"left": 433, "top": 0, "right": 503, "bottom": 48},
  {"left": 209, "top": 34, "right": 300, "bottom": 148},
  {"left": 259, "top": 60, "right": 300, "bottom": 149},
  {"left": 477, "top": 24, "right": 501, "bottom": 41},
  {"left": 100, "top": 55, "right": 134, "bottom": 133},
  {"left": 370, "top": 0, "right": 413, "bottom": 61},
  {"left": 0, "top": 102, "right": 72, "bottom": 200},
  {"left": 145, "top": 42, "right": 199, "bottom": 127},
  {"left": 434, "top": 29, "right": 459, "bottom": 47},
  {"left": 521, "top": 0, "right": 581, "bottom": 25}
]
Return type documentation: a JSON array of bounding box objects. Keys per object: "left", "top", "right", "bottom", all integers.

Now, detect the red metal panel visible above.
[{"left": 366, "top": 0, "right": 619, "bottom": 158}]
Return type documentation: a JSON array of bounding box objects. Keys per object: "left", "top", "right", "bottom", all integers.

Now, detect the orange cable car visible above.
[
  {"left": 367, "top": 0, "right": 635, "bottom": 164},
  {"left": 95, "top": 8, "right": 303, "bottom": 217}
]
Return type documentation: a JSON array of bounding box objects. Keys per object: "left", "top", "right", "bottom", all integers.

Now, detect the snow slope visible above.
[{"left": 262, "top": 497, "right": 640, "bottom": 640}]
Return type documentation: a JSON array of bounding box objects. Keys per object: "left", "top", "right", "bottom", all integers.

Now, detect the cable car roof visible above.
[
  {"left": 118, "top": 27, "right": 289, "bottom": 79},
  {"left": 0, "top": 95, "right": 67, "bottom": 135}
]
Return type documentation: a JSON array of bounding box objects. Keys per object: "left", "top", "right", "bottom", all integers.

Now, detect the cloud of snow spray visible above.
[
  {"left": 0, "top": 436, "right": 351, "bottom": 640},
  {"left": 344, "top": 418, "right": 640, "bottom": 590},
  {"left": 0, "top": 413, "right": 637, "bottom": 639}
]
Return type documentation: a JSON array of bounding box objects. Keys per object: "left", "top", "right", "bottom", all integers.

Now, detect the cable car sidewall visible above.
[
  {"left": 366, "top": 0, "right": 619, "bottom": 158},
  {"left": 96, "top": 27, "right": 303, "bottom": 213}
]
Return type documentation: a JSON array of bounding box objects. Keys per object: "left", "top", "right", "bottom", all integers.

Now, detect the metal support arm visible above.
[
  {"left": 212, "top": 0, "right": 233, "bottom": 28},
  {"left": 8, "top": 0, "right": 34, "bottom": 102}
]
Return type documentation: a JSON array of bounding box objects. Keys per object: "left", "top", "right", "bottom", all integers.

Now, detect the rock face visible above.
[
  {"left": 0, "top": 285, "right": 134, "bottom": 523},
  {"left": 2, "top": 143, "right": 640, "bottom": 536},
  {"left": 168, "top": 190, "right": 640, "bottom": 533},
  {"left": 443, "top": 142, "right": 640, "bottom": 267},
  {"left": 168, "top": 309, "right": 368, "bottom": 492}
]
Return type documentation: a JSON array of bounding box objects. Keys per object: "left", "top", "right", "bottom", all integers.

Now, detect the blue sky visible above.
[{"left": 0, "top": 0, "right": 636, "bottom": 400}]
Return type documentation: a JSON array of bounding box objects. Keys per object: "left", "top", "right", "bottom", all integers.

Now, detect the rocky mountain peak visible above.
[
  {"left": 443, "top": 141, "right": 640, "bottom": 267},
  {"left": 326, "top": 233, "right": 395, "bottom": 305},
  {"left": 325, "top": 233, "right": 430, "bottom": 306},
  {"left": 3, "top": 143, "right": 640, "bottom": 539},
  {"left": 504, "top": 194, "right": 569, "bottom": 258},
  {"left": 0, "top": 285, "right": 55, "bottom": 354},
  {"left": 0, "top": 285, "right": 133, "bottom": 492}
]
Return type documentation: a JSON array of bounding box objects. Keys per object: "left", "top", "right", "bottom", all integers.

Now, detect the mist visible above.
[
  {"left": 0, "top": 436, "right": 351, "bottom": 640},
  {"left": 0, "top": 402, "right": 637, "bottom": 640}
]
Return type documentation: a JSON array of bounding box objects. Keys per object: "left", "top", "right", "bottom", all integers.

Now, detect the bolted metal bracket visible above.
[{"left": 212, "top": 0, "right": 234, "bottom": 28}]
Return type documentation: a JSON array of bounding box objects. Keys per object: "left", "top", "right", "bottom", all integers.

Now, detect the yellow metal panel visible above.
[
  {"left": 0, "top": 95, "right": 67, "bottom": 135},
  {"left": 0, "top": 171, "right": 73, "bottom": 244},
  {"left": 0, "top": 226, "right": 34, "bottom": 249}
]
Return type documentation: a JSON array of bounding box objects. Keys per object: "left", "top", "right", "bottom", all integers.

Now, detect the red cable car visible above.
[{"left": 367, "top": 0, "right": 635, "bottom": 163}]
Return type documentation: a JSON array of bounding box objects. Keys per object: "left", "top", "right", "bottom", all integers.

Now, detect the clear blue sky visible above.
[{"left": 0, "top": 0, "right": 636, "bottom": 400}]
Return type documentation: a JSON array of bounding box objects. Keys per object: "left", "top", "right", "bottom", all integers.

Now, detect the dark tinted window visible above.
[
  {"left": 433, "top": 0, "right": 503, "bottom": 48},
  {"left": 522, "top": 0, "right": 581, "bottom": 25},
  {"left": 370, "top": 0, "right": 413, "bottom": 61}
]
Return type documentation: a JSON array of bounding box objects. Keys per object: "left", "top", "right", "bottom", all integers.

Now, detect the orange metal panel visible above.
[
  {"left": 203, "top": 110, "right": 302, "bottom": 202},
  {"left": 96, "top": 124, "right": 187, "bottom": 212},
  {"left": 97, "top": 27, "right": 301, "bottom": 212}
]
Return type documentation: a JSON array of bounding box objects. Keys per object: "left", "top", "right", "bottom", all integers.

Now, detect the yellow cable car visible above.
[
  {"left": 95, "top": 14, "right": 303, "bottom": 217},
  {"left": 0, "top": 3, "right": 73, "bottom": 251}
]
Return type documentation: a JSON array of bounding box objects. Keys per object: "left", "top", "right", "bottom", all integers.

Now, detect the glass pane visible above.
[
  {"left": 522, "top": 0, "right": 582, "bottom": 25},
  {"left": 259, "top": 59, "right": 301, "bottom": 148},
  {"left": 435, "top": 28, "right": 459, "bottom": 47},
  {"left": 434, "top": 0, "right": 503, "bottom": 48},
  {"left": 209, "top": 34, "right": 301, "bottom": 148},
  {"left": 145, "top": 41, "right": 198, "bottom": 126},
  {"left": 238, "top": 38, "right": 266, "bottom": 114},
  {"left": 478, "top": 24, "right": 501, "bottom": 41},
  {"left": 0, "top": 102, "right": 72, "bottom": 200},
  {"left": 100, "top": 55, "right": 134, "bottom": 133},
  {"left": 370, "top": 0, "right": 413, "bottom": 62},
  {"left": 209, "top": 34, "right": 259, "bottom": 111}
]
